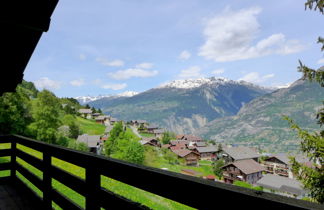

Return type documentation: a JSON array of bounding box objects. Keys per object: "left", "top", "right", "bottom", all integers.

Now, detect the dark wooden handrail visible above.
[{"left": 0, "top": 135, "right": 323, "bottom": 210}]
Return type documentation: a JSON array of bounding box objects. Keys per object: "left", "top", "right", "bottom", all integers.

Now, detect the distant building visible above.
[
  {"left": 171, "top": 148, "right": 200, "bottom": 166},
  {"left": 263, "top": 154, "right": 311, "bottom": 179},
  {"left": 196, "top": 146, "right": 218, "bottom": 160},
  {"left": 95, "top": 116, "right": 106, "bottom": 125},
  {"left": 139, "top": 137, "right": 161, "bottom": 147},
  {"left": 78, "top": 109, "right": 92, "bottom": 119},
  {"left": 77, "top": 134, "right": 101, "bottom": 154},
  {"left": 218, "top": 146, "right": 261, "bottom": 164},
  {"left": 256, "top": 174, "right": 306, "bottom": 198},
  {"left": 222, "top": 159, "right": 264, "bottom": 184},
  {"left": 176, "top": 135, "right": 204, "bottom": 142},
  {"left": 153, "top": 129, "right": 164, "bottom": 139},
  {"left": 146, "top": 124, "right": 159, "bottom": 133}
]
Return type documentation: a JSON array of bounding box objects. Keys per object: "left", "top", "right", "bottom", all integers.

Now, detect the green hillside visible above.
[
  {"left": 197, "top": 79, "right": 324, "bottom": 153},
  {"left": 89, "top": 79, "right": 270, "bottom": 134},
  {"left": 77, "top": 117, "right": 105, "bottom": 135}
]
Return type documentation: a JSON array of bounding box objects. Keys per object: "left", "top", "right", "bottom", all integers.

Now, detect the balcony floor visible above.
[{"left": 0, "top": 178, "right": 44, "bottom": 210}]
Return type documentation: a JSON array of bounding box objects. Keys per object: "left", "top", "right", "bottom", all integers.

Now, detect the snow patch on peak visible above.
[
  {"left": 158, "top": 77, "right": 234, "bottom": 89},
  {"left": 116, "top": 91, "right": 139, "bottom": 97}
]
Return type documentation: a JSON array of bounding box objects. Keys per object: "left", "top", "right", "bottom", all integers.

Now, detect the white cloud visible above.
[
  {"left": 96, "top": 57, "right": 124, "bottom": 67},
  {"left": 70, "top": 79, "right": 85, "bottom": 87},
  {"left": 239, "top": 72, "right": 275, "bottom": 83},
  {"left": 211, "top": 68, "right": 225, "bottom": 75},
  {"left": 108, "top": 68, "right": 158, "bottom": 80},
  {"left": 318, "top": 58, "right": 324, "bottom": 64},
  {"left": 179, "top": 50, "right": 191, "bottom": 60},
  {"left": 179, "top": 66, "right": 203, "bottom": 79},
  {"left": 34, "top": 77, "right": 61, "bottom": 90},
  {"left": 101, "top": 83, "right": 127, "bottom": 90},
  {"left": 136, "top": 62, "right": 154, "bottom": 69},
  {"left": 79, "top": 54, "right": 86, "bottom": 60},
  {"left": 198, "top": 7, "right": 304, "bottom": 62}
]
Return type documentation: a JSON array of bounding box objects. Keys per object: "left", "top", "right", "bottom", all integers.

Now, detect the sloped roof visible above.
[
  {"left": 256, "top": 174, "right": 305, "bottom": 196},
  {"left": 197, "top": 146, "right": 217, "bottom": 153},
  {"left": 267, "top": 153, "right": 309, "bottom": 165},
  {"left": 77, "top": 134, "right": 101, "bottom": 148},
  {"left": 153, "top": 129, "right": 164, "bottom": 134},
  {"left": 195, "top": 142, "right": 206, "bottom": 147},
  {"left": 172, "top": 149, "right": 196, "bottom": 158},
  {"left": 95, "top": 116, "right": 106, "bottom": 120},
  {"left": 170, "top": 140, "right": 189, "bottom": 146},
  {"left": 79, "top": 109, "right": 92, "bottom": 114},
  {"left": 224, "top": 159, "right": 264, "bottom": 175},
  {"left": 147, "top": 124, "right": 159, "bottom": 129},
  {"left": 222, "top": 146, "right": 260, "bottom": 160}
]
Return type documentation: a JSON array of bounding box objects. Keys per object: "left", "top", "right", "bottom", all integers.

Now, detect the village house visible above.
[
  {"left": 193, "top": 141, "right": 206, "bottom": 147},
  {"left": 103, "top": 115, "right": 111, "bottom": 125},
  {"left": 256, "top": 174, "right": 306, "bottom": 199},
  {"left": 146, "top": 124, "right": 159, "bottom": 133},
  {"left": 218, "top": 146, "right": 261, "bottom": 164},
  {"left": 139, "top": 137, "right": 161, "bottom": 147},
  {"left": 95, "top": 116, "right": 106, "bottom": 125},
  {"left": 222, "top": 159, "right": 264, "bottom": 184},
  {"left": 262, "top": 154, "right": 310, "bottom": 179},
  {"left": 171, "top": 148, "right": 200, "bottom": 166},
  {"left": 196, "top": 146, "right": 218, "bottom": 161},
  {"left": 169, "top": 140, "right": 189, "bottom": 150},
  {"left": 77, "top": 134, "right": 102, "bottom": 154},
  {"left": 153, "top": 129, "right": 164, "bottom": 139},
  {"left": 92, "top": 113, "right": 100, "bottom": 119},
  {"left": 176, "top": 135, "right": 204, "bottom": 142},
  {"left": 78, "top": 109, "right": 92, "bottom": 119},
  {"left": 110, "top": 118, "right": 118, "bottom": 125}
]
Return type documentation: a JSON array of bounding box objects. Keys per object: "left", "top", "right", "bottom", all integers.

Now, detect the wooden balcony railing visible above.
[{"left": 0, "top": 135, "right": 322, "bottom": 210}]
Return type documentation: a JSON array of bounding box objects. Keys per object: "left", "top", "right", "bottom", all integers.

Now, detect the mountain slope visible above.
[
  {"left": 88, "top": 77, "right": 272, "bottom": 134},
  {"left": 196, "top": 79, "right": 323, "bottom": 152}
]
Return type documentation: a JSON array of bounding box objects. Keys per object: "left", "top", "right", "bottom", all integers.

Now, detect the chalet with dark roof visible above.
[
  {"left": 196, "top": 146, "right": 218, "bottom": 160},
  {"left": 146, "top": 124, "right": 159, "bottom": 133},
  {"left": 171, "top": 148, "right": 200, "bottom": 166},
  {"left": 263, "top": 154, "right": 310, "bottom": 179},
  {"left": 222, "top": 159, "right": 264, "bottom": 184},
  {"left": 95, "top": 115, "right": 106, "bottom": 125},
  {"left": 139, "top": 137, "right": 160, "bottom": 147}
]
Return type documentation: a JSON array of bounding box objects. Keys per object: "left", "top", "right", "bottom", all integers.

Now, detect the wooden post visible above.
[
  {"left": 85, "top": 165, "right": 100, "bottom": 210},
  {"left": 10, "top": 137, "right": 16, "bottom": 180},
  {"left": 43, "top": 152, "right": 52, "bottom": 209}
]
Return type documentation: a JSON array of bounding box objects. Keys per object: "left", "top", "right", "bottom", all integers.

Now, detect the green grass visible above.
[
  {"left": 76, "top": 117, "right": 105, "bottom": 135},
  {"left": 140, "top": 132, "right": 155, "bottom": 138},
  {"left": 144, "top": 147, "right": 214, "bottom": 177},
  {"left": 0, "top": 142, "right": 194, "bottom": 210}
]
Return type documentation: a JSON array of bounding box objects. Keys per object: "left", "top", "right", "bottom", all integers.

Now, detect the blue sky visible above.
[{"left": 23, "top": 0, "right": 324, "bottom": 97}]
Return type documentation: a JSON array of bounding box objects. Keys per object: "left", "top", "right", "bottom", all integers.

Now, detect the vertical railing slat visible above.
[
  {"left": 43, "top": 151, "right": 52, "bottom": 209},
  {"left": 10, "top": 137, "right": 16, "bottom": 180},
  {"left": 86, "top": 165, "right": 100, "bottom": 210}
]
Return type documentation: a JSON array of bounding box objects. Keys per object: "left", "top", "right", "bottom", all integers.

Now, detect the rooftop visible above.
[
  {"left": 222, "top": 146, "right": 260, "bottom": 160},
  {"left": 224, "top": 159, "right": 264, "bottom": 175}
]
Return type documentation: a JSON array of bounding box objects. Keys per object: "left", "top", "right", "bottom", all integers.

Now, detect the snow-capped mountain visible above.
[
  {"left": 116, "top": 91, "right": 138, "bottom": 97},
  {"left": 75, "top": 91, "right": 139, "bottom": 105},
  {"left": 88, "top": 77, "right": 274, "bottom": 134},
  {"left": 158, "top": 77, "right": 276, "bottom": 92}
]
